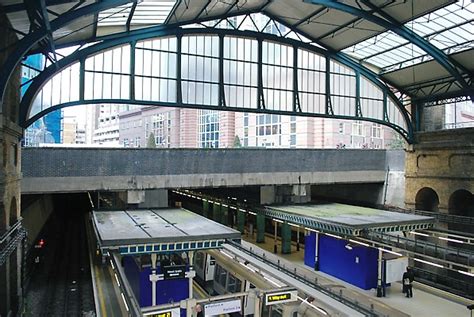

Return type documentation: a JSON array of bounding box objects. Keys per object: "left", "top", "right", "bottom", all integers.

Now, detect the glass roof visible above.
[
  {"left": 98, "top": 0, "right": 176, "bottom": 27},
  {"left": 342, "top": 2, "right": 473, "bottom": 73}
]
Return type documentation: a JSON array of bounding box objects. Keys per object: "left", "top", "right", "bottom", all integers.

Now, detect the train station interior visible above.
[{"left": 0, "top": 0, "right": 473, "bottom": 316}]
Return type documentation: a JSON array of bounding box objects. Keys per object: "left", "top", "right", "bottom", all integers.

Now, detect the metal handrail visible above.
[
  {"left": 365, "top": 230, "right": 474, "bottom": 267},
  {"left": 0, "top": 219, "right": 23, "bottom": 244},
  {"left": 226, "top": 241, "right": 378, "bottom": 317}
]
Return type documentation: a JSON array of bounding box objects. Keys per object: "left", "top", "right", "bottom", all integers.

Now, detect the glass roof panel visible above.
[
  {"left": 98, "top": 0, "right": 176, "bottom": 27},
  {"left": 342, "top": 2, "right": 473, "bottom": 72}
]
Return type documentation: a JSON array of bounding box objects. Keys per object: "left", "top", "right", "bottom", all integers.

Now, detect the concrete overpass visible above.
[{"left": 21, "top": 148, "right": 403, "bottom": 196}]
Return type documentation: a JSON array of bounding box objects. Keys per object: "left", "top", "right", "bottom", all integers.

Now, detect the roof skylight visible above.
[{"left": 342, "top": 2, "right": 473, "bottom": 73}]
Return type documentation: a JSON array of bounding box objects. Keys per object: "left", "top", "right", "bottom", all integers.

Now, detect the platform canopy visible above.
[
  {"left": 2, "top": 0, "right": 472, "bottom": 104},
  {"left": 264, "top": 203, "right": 435, "bottom": 236},
  {"left": 92, "top": 208, "right": 241, "bottom": 255}
]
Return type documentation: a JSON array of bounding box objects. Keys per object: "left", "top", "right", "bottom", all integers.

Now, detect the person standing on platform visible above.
[{"left": 402, "top": 267, "right": 414, "bottom": 298}]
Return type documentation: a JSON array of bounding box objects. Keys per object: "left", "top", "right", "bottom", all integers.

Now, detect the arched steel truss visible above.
[{"left": 21, "top": 26, "right": 413, "bottom": 142}]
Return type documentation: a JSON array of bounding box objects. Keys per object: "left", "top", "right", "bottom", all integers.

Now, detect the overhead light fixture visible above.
[
  {"left": 439, "top": 236, "right": 464, "bottom": 244},
  {"left": 345, "top": 244, "right": 353, "bottom": 250},
  {"left": 325, "top": 233, "right": 341, "bottom": 239},
  {"left": 349, "top": 239, "right": 370, "bottom": 247},
  {"left": 378, "top": 248, "right": 402, "bottom": 256},
  {"left": 413, "top": 258, "right": 443, "bottom": 268},
  {"left": 410, "top": 231, "right": 429, "bottom": 237}
]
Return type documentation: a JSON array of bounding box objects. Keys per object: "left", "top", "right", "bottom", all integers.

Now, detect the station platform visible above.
[{"left": 240, "top": 235, "right": 471, "bottom": 317}]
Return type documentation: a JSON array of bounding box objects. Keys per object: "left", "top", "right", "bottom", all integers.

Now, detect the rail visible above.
[
  {"left": 389, "top": 208, "right": 474, "bottom": 226},
  {"left": 226, "top": 241, "right": 378, "bottom": 317},
  {"left": 0, "top": 222, "right": 26, "bottom": 267}
]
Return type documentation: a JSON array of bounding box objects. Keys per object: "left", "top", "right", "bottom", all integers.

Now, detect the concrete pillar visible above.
[
  {"left": 127, "top": 190, "right": 145, "bottom": 205},
  {"left": 291, "top": 184, "right": 311, "bottom": 203},
  {"left": 139, "top": 189, "right": 169, "bottom": 208},
  {"left": 281, "top": 222, "right": 292, "bottom": 254},
  {"left": 256, "top": 213, "right": 265, "bottom": 243},
  {"left": 237, "top": 209, "right": 245, "bottom": 233},
  {"left": 260, "top": 186, "right": 276, "bottom": 205}
]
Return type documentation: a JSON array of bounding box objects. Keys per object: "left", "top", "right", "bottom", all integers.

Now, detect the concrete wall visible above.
[
  {"left": 21, "top": 148, "right": 388, "bottom": 194},
  {"left": 21, "top": 195, "right": 54, "bottom": 251}
]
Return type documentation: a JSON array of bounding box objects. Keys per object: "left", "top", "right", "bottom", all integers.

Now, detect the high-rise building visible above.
[
  {"left": 21, "top": 54, "right": 62, "bottom": 147},
  {"left": 93, "top": 104, "right": 131, "bottom": 146}
]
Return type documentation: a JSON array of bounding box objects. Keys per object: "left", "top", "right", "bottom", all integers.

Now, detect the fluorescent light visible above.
[
  {"left": 325, "top": 233, "right": 341, "bottom": 239},
  {"left": 248, "top": 211, "right": 257, "bottom": 216},
  {"left": 110, "top": 260, "right": 115, "bottom": 270},
  {"left": 202, "top": 199, "right": 207, "bottom": 202},
  {"left": 221, "top": 204, "right": 228, "bottom": 207},
  {"left": 458, "top": 270, "right": 474, "bottom": 277},
  {"left": 297, "top": 296, "right": 328, "bottom": 316},
  {"left": 414, "top": 258, "right": 443, "bottom": 268},
  {"left": 305, "top": 227, "right": 320, "bottom": 233},
  {"left": 230, "top": 206, "right": 237, "bottom": 210},
  {"left": 114, "top": 273, "right": 121, "bottom": 287},
  {"left": 289, "top": 223, "right": 300, "bottom": 228},
  {"left": 439, "top": 236, "right": 464, "bottom": 244},
  {"left": 121, "top": 292, "right": 129, "bottom": 312},
  {"left": 410, "top": 231, "right": 429, "bottom": 237},
  {"left": 378, "top": 248, "right": 402, "bottom": 256},
  {"left": 349, "top": 239, "right": 370, "bottom": 247},
  {"left": 273, "top": 218, "right": 283, "bottom": 224}
]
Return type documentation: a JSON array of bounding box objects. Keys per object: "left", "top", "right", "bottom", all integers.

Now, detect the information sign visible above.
[
  {"left": 265, "top": 290, "right": 297, "bottom": 306},
  {"left": 163, "top": 265, "right": 186, "bottom": 280},
  {"left": 204, "top": 299, "right": 241, "bottom": 316},
  {"left": 145, "top": 307, "right": 180, "bottom": 317}
]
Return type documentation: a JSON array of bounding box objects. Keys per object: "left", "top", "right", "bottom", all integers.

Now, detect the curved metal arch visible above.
[
  {"left": 304, "top": 0, "right": 473, "bottom": 99},
  {"left": 20, "top": 27, "right": 413, "bottom": 142},
  {"left": 0, "top": 0, "right": 133, "bottom": 106}
]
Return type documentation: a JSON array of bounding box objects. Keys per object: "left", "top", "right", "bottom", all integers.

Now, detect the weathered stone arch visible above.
[
  {"left": 415, "top": 187, "right": 439, "bottom": 212},
  {"left": 449, "top": 189, "right": 474, "bottom": 217}
]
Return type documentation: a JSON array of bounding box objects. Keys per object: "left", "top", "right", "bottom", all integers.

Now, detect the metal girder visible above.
[
  {"left": 0, "top": 0, "right": 133, "bottom": 107},
  {"left": 19, "top": 27, "right": 413, "bottom": 142},
  {"left": 304, "top": 0, "right": 473, "bottom": 100},
  {"left": 126, "top": 0, "right": 138, "bottom": 32},
  {"left": 262, "top": 11, "right": 413, "bottom": 138}
]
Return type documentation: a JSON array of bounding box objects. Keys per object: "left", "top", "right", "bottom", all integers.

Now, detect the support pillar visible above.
[
  {"left": 314, "top": 232, "right": 319, "bottom": 271},
  {"left": 256, "top": 213, "right": 265, "bottom": 243},
  {"left": 202, "top": 200, "right": 209, "bottom": 218},
  {"left": 212, "top": 203, "right": 220, "bottom": 223},
  {"left": 273, "top": 220, "right": 278, "bottom": 254},
  {"left": 221, "top": 205, "right": 229, "bottom": 226},
  {"left": 188, "top": 251, "right": 194, "bottom": 300},
  {"left": 237, "top": 209, "right": 245, "bottom": 234},
  {"left": 281, "top": 222, "right": 292, "bottom": 254},
  {"left": 296, "top": 226, "right": 300, "bottom": 251},
  {"left": 377, "top": 248, "right": 383, "bottom": 297}
]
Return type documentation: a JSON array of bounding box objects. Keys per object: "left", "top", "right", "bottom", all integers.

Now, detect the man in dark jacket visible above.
[{"left": 402, "top": 267, "right": 415, "bottom": 298}]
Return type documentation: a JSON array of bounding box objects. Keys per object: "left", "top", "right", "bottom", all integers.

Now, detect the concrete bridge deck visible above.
[{"left": 21, "top": 148, "right": 403, "bottom": 194}]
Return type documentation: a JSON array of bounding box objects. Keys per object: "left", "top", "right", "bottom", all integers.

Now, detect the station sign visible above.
[
  {"left": 144, "top": 307, "right": 180, "bottom": 317},
  {"left": 163, "top": 265, "right": 186, "bottom": 280},
  {"left": 204, "top": 299, "right": 242, "bottom": 316},
  {"left": 265, "top": 290, "right": 298, "bottom": 306}
]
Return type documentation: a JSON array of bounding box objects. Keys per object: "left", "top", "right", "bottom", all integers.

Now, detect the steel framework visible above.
[{"left": 20, "top": 25, "right": 414, "bottom": 142}]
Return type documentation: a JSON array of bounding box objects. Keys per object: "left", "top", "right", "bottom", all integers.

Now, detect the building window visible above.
[
  {"left": 148, "top": 112, "right": 171, "bottom": 148},
  {"left": 198, "top": 110, "right": 219, "bottom": 148},
  {"left": 256, "top": 114, "right": 281, "bottom": 136},
  {"left": 339, "top": 122, "right": 344, "bottom": 134},
  {"left": 352, "top": 121, "right": 364, "bottom": 136},
  {"left": 371, "top": 123, "right": 382, "bottom": 138}
]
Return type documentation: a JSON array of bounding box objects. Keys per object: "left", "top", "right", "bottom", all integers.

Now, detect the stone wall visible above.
[
  {"left": 0, "top": 7, "right": 23, "bottom": 317},
  {"left": 405, "top": 128, "right": 474, "bottom": 213}
]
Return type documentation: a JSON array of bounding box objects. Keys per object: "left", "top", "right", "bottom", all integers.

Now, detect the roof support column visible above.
[
  {"left": 176, "top": 34, "right": 182, "bottom": 105},
  {"left": 257, "top": 38, "right": 265, "bottom": 110},
  {"left": 292, "top": 45, "right": 301, "bottom": 113},
  {"left": 129, "top": 41, "right": 136, "bottom": 101},
  {"left": 325, "top": 57, "right": 333, "bottom": 115},
  {"left": 218, "top": 34, "right": 226, "bottom": 107}
]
